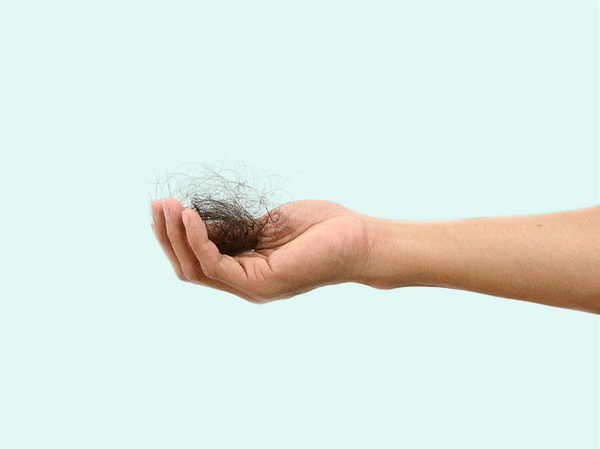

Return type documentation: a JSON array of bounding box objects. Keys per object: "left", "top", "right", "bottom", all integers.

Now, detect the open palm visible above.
[{"left": 151, "top": 198, "right": 370, "bottom": 303}]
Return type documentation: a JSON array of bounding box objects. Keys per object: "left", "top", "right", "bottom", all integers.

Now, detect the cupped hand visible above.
[{"left": 150, "top": 198, "right": 372, "bottom": 303}]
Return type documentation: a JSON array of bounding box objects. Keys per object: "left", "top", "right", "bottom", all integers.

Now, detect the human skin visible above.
[{"left": 150, "top": 198, "right": 600, "bottom": 314}]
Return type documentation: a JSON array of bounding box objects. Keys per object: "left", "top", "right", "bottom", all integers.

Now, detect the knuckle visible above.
[
  {"left": 246, "top": 295, "right": 269, "bottom": 304},
  {"left": 175, "top": 271, "right": 189, "bottom": 282},
  {"left": 201, "top": 265, "right": 218, "bottom": 280},
  {"left": 181, "top": 267, "right": 199, "bottom": 283},
  {"left": 249, "top": 288, "right": 277, "bottom": 303},
  {"left": 196, "top": 260, "right": 221, "bottom": 282}
]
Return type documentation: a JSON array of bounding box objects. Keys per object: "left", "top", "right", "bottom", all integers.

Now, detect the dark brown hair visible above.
[{"left": 150, "top": 162, "right": 290, "bottom": 256}]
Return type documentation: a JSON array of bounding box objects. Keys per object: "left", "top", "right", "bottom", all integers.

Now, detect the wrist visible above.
[{"left": 356, "top": 216, "right": 452, "bottom": 290}]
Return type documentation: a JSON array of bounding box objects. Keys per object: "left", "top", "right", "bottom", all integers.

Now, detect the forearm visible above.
[{"left": 360, "top": 206, "right": 600, "bottom": 314}]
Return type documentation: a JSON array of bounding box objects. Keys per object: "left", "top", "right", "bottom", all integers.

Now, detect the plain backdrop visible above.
[{"left": 1, "top": 2, "right": 599, "bottom": 448}]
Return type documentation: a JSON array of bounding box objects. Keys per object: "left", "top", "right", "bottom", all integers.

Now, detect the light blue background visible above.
[{"left": 2, "top": 2, "right": 598, "bottom": 448}]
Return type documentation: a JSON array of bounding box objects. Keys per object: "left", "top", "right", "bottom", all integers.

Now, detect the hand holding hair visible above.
[
  {"left": 151, "top": 197, "right": 600, "bottom": 314},
  {"left": 151, "top": 198, "right": 369, "bottom": 303}
]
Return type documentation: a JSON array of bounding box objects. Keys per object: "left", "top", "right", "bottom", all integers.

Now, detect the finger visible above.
[
  {"left": 182, "top": 208, "right": 264, "bottom": 294},
  {"left": 151, "top": 199, "right": 240, "bottom": 294},
  {"left": 162, "top": 198, "right": 206, "bottom": 281},
  {"left": 151, "top": 199, "right": 187, "bottom": 281},
  {"left": 162, "top": 199, "right": 256, "bottom": 299}
]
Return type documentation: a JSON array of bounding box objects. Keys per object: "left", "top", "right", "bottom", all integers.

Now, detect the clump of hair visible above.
[{"left": 150, "top": 161, "right": 291, "bottom": 257}]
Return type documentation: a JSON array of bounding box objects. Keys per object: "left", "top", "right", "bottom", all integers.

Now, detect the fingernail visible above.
[
  {"left": 182, "top": 212, "right": 190, "bottom": 227},
  {"left": 151, "top": 222, "right": 155, "bottom": 233},
  {"left": 163, "top": 203, "right": 170, "bottom": 220},
  {"left": 151, "top": 205, "right": 158, "bottom": 222}
]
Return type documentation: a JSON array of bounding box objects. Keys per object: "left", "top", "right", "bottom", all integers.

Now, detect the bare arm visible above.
[
  {"left": 152, "top": 199, "right": 600, "bottom": 313},
  {"left": 359, "top": 205, "right": 600, "bottom": 314}
]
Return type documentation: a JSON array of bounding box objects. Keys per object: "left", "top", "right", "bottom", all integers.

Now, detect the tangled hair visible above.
[{"left": 150, "top": 161, "right": 291, "bottom": 257}]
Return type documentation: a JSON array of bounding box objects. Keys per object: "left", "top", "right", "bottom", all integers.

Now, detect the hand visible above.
[{"left": 150, "top": 198, "right": 371, "bottom": 303}]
